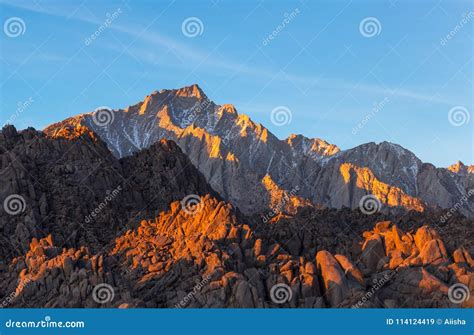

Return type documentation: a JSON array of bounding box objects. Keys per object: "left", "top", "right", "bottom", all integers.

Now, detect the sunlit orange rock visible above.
[
  {"left": 316, "top": 250, "right": 349, "bottom": 307},
  {"left": 340, "top": 163, "right": 425, "bottom": 212}
]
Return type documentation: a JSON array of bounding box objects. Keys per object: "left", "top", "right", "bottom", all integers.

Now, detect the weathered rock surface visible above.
[
  {"left": 2, "top": 194, "right": 472, "bottom": 308},
  {"left": 1, "top": 125, "right": 473, "bottom": 308},
  {"left": 0, "top": 125, "right": 215, "bottom": 261}
]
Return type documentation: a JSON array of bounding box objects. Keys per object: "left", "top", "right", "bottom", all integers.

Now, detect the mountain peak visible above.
[
  {"left": 286, "top": 133, "right": 340, "bottom": 158},
  {"left": 448, "top": 160, "right": 473, "bottom": 174},
  {"left": 160, "top": 84, "right": 206, "bottom": 100},
  {"left": 1, "top": 124, "right": 18, "bottom": 137},
  {"left": 219, "top": 104, "right": 238, "bottom": 115}
]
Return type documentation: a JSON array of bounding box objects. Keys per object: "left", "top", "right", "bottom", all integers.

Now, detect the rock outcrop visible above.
[
  {"left": 1, "top": 124, "right": 473, "bottom": 309},
  {"left": 3, "top": 208, "right": 472, "bottom": 308},
  {"left": 0, "top": 125, "right": 215, "bottom": 262}
]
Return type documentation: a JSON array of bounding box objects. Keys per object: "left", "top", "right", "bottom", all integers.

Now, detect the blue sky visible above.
[{"left": 0, "top": 0, "right": 472, "bottom": 166}]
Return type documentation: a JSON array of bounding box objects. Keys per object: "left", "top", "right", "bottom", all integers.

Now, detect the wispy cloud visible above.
[{"left": 2, "top": 0, "right": 459, "bottom": 105}]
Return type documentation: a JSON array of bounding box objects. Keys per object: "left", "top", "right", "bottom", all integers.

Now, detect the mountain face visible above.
[
  {"left": 44, "top": 84, "right": 474, "bottom": 218},
  {"left": 1, "top": 126, "right": 473, "bottom": 308}
]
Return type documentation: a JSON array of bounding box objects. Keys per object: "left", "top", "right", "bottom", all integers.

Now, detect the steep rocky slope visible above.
[
  {"left": 0, "top": 125, "right": 215, "bottom": 262},
  {"left": 44, "top": 84, "right": 474, "bottom": 217}
]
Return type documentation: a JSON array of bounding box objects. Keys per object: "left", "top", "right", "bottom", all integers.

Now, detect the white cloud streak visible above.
[{"left": 1, "top": 0, "right": 459, "bottom": 105}]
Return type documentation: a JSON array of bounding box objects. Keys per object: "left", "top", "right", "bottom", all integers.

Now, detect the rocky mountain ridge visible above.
[{"left": 44, "top": 84, "right": 474, "bottom": 217}]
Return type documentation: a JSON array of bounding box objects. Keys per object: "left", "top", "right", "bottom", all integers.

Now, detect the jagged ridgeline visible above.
[{"left": 44, "top": 84, "right": 474, "bottom": 218}]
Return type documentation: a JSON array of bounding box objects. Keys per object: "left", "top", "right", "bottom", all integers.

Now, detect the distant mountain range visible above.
[{"left": 44, "top": 84, "right": 473, "bottom": 218}]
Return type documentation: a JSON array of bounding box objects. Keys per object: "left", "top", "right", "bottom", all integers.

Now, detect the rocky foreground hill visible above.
[{"left": 0, "top": 125, "right": 473, "bottom": 308}]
